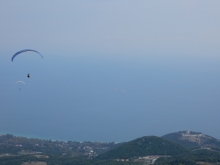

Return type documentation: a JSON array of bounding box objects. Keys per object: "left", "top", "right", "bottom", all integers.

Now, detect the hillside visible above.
[
  {"left": 0, "top": 134, "right": 115, "bottom": 157},
  {"left": 1, "top": 133, "right": 220, "bottom": 165},
  {"left": 162, "top": 131, "right": 220, "bottom": 150},
  {"left": 97, "top": 136, "right": 191, "bottom": 160},
  {"left": 155, "top": 149, "right": 220, "bottom": 165}
]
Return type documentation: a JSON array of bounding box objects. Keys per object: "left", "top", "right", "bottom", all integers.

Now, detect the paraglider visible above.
[
  {"left": 11, "top": 49, "right": 43, "bottom": 62},
  {"left": 15, "top": 81, "right": 25, "bottom": 90},
  {"left": 11, "top": 49, "right": 43, "bottom": 79}
]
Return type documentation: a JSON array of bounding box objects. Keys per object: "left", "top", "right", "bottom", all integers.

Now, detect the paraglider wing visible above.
[
  {"left": 11, "top": 49, "right": 43, "bottom": 61},
  {"left": 15, "top": 81, "right": 25, "bottom": 84}
]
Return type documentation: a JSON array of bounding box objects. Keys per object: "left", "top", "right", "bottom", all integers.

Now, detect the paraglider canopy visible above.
[
  {"left": 15, "top": 81, "right": 25, "bottom": 84},
  {"left": 11, "top": 49, "right": 43, "bottom": 62},
  {"left": 15, "top": 81, "right": 25, "bottom": 90}
]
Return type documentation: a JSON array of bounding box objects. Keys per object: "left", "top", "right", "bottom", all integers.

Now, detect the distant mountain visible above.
[
  {"left": 98, "top": 136, "right": 191, "bottom": 160},
  {"left": 162, "top": 131, "right": 220, "bottom": 150}
]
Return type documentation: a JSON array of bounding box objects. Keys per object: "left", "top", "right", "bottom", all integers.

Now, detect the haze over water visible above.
[{"left": 1, "top": 1, "right": 220, "bottom": 142}]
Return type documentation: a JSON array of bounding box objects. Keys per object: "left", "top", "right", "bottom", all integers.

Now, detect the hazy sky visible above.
[{"left": 1, "top": 1, "right": 220, "bottom": 142}]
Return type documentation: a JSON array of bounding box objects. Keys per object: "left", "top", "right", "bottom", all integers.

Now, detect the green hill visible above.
[
  {"left": 162, "top": 131, "right": 220, "bottom": 150},
  {"left": 155, "top": 149, "right": 220, "bottom": 165},
  {"left": 1, "top": 133, "right": 220, "bottom": 165},
  {"left": 98, "top": 136, "right": 191, "bottom": 160}
]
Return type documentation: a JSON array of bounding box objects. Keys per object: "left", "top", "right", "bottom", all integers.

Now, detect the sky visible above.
[{"left": 1, "top": 0, "right": 220, "bottom": 142}]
